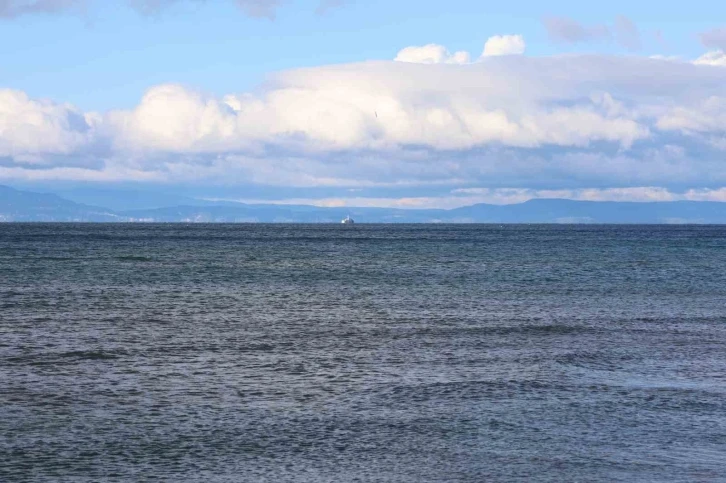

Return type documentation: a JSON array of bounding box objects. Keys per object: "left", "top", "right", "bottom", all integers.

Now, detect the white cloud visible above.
[
  {"left": 106, "top": 63, "right": 648, "bottom": 153},
  {"left": 682, "top": 187, "right": 726, "bottom": 201},
  {"left": 106, "top": 84, "right": 244, "bottom": 152},
  {"left": 2, "top": 54, "right": 726, "bottom": 190},
  {"left": 396, "top": 35, "right": 525, "bottom": 65},
  {"left": 656, "top": 96, "right": 726, "bottom": 133},
  {"left": 694, "top": 50, "right": 726, "bottom": 66},
  {"left": 0, "top": 89, "right": 98, "bottom": 158},
  {"left": 481, "top": 35, "right": 526, "bottom": 57},
  {"left": 394, "top": 44, "right": 470, "bottom": 64}
]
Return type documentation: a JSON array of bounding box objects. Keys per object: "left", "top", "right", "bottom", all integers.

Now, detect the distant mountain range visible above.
[{"left": 1, "top": 185, "right": 725, "bottom": 223}]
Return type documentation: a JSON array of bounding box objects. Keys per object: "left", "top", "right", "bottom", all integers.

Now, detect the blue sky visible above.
[
  {"left": 1, "top": 0, "right": 720, "bottom": 109},
  {"left": 1, "top": 0, "right": 726, "bottom": 207}
]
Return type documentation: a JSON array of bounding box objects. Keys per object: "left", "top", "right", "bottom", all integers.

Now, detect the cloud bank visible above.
[{"left": 2, "top": 52, "right": 726, "bottom": 195}]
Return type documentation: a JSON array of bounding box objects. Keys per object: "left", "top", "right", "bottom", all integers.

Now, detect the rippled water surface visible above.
[{"left": 2, "top": 224, "right": 726, "bottom": 482}]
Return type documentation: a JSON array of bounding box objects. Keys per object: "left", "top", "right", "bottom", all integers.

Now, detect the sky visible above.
[{"left": 1, "top": 0, "right": 726, "bottom": 208}]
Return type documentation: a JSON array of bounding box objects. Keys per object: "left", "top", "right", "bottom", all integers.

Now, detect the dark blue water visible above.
[{"left": 2, "top": 224, "right": 726, "bottom": 482}]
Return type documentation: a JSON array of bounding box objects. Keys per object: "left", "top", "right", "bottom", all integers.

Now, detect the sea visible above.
[{"left": 1, "top": 223, "right": 725, "bottom": 482}]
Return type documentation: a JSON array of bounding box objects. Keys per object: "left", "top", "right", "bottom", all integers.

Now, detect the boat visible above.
[{"left": 341, "top": 215, "right": 355, "bottom": 224}]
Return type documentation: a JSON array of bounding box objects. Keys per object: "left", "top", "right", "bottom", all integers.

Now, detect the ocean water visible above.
[{"left": 1, "top": 223, "right": 726, "bottom": 482}]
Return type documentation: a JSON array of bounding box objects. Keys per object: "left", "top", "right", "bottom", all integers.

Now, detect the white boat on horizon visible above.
[{"left": 341, "top": 215, "right": 355, "bottom": 224}]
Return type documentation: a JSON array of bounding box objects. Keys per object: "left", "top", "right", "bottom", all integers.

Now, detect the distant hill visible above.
[
  {"left": 449, "top": 199, "right": 726, "bottom": 224},
  {"left": 46, "top": 188, "right": 211, "bottom": 212},
  {"left": 1, "top": 185, "right": 725, "bottom": 223},
  {"left": 0, "top": 185, "right": 120, "bottom": 222}
]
